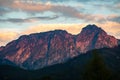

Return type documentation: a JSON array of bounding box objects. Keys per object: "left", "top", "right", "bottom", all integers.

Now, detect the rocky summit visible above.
[
  {"left": 76, "top": 24, "right": 118, "bottom": 52},
  {"left": 0, "top": 24, "right": 118, "bottom": 70}
]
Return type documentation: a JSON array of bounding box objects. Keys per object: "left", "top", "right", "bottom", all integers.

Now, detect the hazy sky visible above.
[{"left": 0, "top": 0, "right": 120, "bottom": 46}]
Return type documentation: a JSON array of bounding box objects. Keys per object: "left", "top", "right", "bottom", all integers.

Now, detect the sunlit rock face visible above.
[
  {"left": 0, "top": 30, "right": 78, "bottom": 69},
  {"left": 76, "top": 24, "right": 118, "bottom": 52},
  {"left": 0, "top": 46, "right": 4, "bottom": 51},
  {"left": 0, "top": 25, "right": 118, "bottom": 70}
]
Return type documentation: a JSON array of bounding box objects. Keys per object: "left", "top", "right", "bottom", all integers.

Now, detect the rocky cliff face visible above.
[
  {"left": 0, "top": 30, "right": 78, "bottom": 69},
  {"left": 76, "top": 24, "right": 118, "bottom": 52},
  {"left": 0, "top": 46, "right": 4, "bottom": 51},
  {"left": 0, "top": 24, "right": 118, "bottom": 69}
]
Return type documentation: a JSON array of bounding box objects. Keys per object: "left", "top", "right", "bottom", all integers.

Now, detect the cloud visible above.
[
  {"left": 13, "top": 2, "right": 117, "bottom": 24},
  {"left": 0, "top": 31, "right": 19, "bottom": 46},
  {"left": 0, "top": 1, "right": 93, "bottom": 22},
  {"left": 11, "top": 1, "right": 84, "bottom": 18},
  {"left": 95, "top": 21, "right": 120, "bottom": 39},
  {"left": 0, "top": 0, "right": 51, "bottom": 15},
  {"left": 0, "top": 7, "right": 11, "bottom": 16},
  {"left": 115, "top": 3, "right": 120, "bottom": 8},
  {"left": 11, "top": 1, "right": 51, "bottom": 12},
  {"left": 0, "top": 0, "right": 119, "bottom": 24},
  {"left": 0, "top": 0, "right": 13, "bottom": 6},
  {"left": 107, "top": 15, "right": 120, "bottom": 23},
  {"left": 40, "top": 0, "right": 120, "bottom": 3},
  {"left": 0, "top": 15, "right": 59, "bottom": 23},
  {"left": 0, "top": 1, "right": 109, "bottom": 23},
  {"left": 51, "top": 5, "right": 86, "bottom": 19},
  {"left": 0, "top": 1, "right": 86, "bottom": 21},
  {"left": 0, "top": 18, "right": 34, "bottom": 23}
]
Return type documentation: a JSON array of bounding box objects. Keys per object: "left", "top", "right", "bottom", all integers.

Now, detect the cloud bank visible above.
[{"left": 0, "top": 0, "right": 119, "bottom": 23}]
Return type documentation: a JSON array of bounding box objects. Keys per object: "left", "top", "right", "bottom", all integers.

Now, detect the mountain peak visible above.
[
  {"left": 76, "top": 24, "right": 118, "bottom": 52},
  {"left": 81, "top": 24, "right": 107, "bottom": 35},
  {"left": 83, "top": 24, "right": 101, "bottom": 30}
]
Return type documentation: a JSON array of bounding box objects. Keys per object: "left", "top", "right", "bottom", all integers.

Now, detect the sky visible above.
[{"left": 0, "top": 0, "right": 120, "bottom": 46}]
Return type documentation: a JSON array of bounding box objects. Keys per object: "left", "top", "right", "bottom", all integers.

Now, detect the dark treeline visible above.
[{"left": 0, "top": 46, "right": 120, "bottom": 80}]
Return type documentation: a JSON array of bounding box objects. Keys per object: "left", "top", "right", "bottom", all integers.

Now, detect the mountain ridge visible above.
[{"left": 0, "top": 24, "right": 118, "bottom": 69}]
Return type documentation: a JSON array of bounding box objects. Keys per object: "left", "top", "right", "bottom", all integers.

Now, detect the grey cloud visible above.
[
  {"left": 40, "top": 0, "right": 120, "bottom": 3},
  {"left": 0, "top": 0, "right": 13, "bottom": 6},
  {"left": 76, "top": 0, "right": 120, "bottom": 3},
  {"left": 50, "top": 5, "right": 84, "bottom": 18},
  {"left": 84, "top": 15, "right": 120, "bottom": 24},
  {"left": 108, "top": 16, "right": 120, "bottom": 23},
  {"left": 0, "top": 7, "right": 11, "bottom": 16},
  {"left": 0, "top": 0, "right": 15, "bottom": 16},
  {"left": 0, "top": 15, "right": 59, "bottom": 23},
  {"left": 0, "top": 8, "right": 7, "bottom": 16},
  {"left": 0, "top": 18, "right": 29, "bottom": 23}
]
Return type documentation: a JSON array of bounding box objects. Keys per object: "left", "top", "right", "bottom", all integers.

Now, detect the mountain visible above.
[
  {"left": 0, "top": 24, "right": 118, "bottom": 70},
  {"left": 76, "top": 24, "right": 118, "bottom": 52},
  {"left": 0, "top": 30, "right": 78, "bottom": 69},
  {"left": 0, "top": 46, "right": 120, "bottom": 80}
]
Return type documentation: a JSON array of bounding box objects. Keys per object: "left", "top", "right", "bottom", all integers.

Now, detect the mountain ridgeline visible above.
[{"left": 0, "top": 24, "right": 118, "bottom": 70}]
